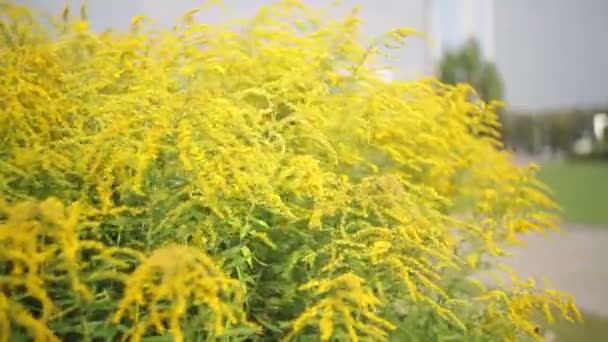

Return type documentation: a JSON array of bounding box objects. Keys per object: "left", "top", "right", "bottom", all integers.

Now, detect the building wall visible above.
[
  {"left": 432, "top": 0, "right": 608, "bottom": 112},
  {"left": 494, "top": 0, "right": 608, "bottom": 112},
  {"left": 431, "top": 0, "right": 496, "bottom": 62}
]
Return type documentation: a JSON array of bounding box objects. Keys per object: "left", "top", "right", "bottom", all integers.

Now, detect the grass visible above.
[
  {"left": 537, "top": 160, "right": 608, "bottom": 340},
  {"left": 549, "top": 311, "right": 608, "bottom": 342},
  {"left": 538, "top": 159, "right": 608, "bottom": 225}
]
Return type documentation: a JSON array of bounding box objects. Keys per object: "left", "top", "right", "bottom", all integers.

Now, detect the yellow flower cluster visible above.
[
  {"left": 287, "top": 273, "right": 395, "bottom": 341},
  {"left": 0, "top": 198, "right": 142, "bottom": 341},
  {"left": 0, "top": 1, "right": 580, "bottom": 341},
  {"left": 112, "top": 245, "right": 252, "bottom": 342}
]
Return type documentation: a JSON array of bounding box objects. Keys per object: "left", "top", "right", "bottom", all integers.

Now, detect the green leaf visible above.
[
  {"left": 250, "top": 218, "right": 270, "bottom": 230},
  {"left": 240, "top": 245, "right": 253, "bottom": 268},
  {"left": 438, "top": 334, "right": 465, "bottom": 341},
  {"left": 141, "top": 335, "right": 173, "bottom": 342},
  {"left": 240, "top": 223, "right": 251, "bottom": 240},
  {"left": 220, "top": 326, "right": 260, "bottom": 338},
  {"left": 252, "top": 314, "right": 284, "bottom": 334}
]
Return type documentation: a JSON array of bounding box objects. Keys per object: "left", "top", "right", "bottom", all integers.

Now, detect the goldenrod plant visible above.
[{"left": 0, "top": 1, "right": 580, "bottom": 341}]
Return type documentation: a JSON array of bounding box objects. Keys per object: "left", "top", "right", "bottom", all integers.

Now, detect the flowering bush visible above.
[{"left": 0, "top": 1, "right": 580, "bottom": 341}]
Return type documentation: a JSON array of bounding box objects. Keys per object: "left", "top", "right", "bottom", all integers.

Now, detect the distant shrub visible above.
[{"left": 0, "top": 1, "right": 579, "bottom": 341}]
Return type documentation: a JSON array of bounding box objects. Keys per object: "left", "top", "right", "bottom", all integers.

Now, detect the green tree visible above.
[
  {"left": 438, "top": 38, "right": 508, "bottom": 145},
  {"left": 438, "top": 38, "right": 504, "bottom": 104}
]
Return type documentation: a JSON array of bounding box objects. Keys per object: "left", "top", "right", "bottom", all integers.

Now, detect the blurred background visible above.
[{"left": 17, "top": 0, "right": 608, "bottom": 340}]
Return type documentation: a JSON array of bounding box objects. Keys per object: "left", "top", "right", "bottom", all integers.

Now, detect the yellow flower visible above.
[
  {"left": 113, "top": 245, "right": 254, "bottom": 342},
  {"left": 0, "top": 1, "right": 578, "bottom": 340}
]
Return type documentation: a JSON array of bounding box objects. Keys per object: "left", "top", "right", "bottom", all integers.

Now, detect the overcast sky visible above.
[{"left": 16, "top": 0, "right": 608, "bottom": 112}]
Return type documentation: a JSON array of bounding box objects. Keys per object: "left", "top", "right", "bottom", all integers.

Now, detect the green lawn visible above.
[
  {"left": 538, "top": 160, "right": 608, "bottom": 225},
  {"left": 550, "top": 312, "right": 608, "bottom": 342}
]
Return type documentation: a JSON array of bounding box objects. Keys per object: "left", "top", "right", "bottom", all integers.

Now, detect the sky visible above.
[{"left": 15, "top": 0, "right": 608, "bottom": 112}]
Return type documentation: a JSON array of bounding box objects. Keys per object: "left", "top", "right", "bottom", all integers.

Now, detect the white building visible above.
[
  {"left": 430, "top": 0, "right": 496, "bottom": 63},
  {"left": 430, "top": 0, "right": 608, "bottom": 112}
]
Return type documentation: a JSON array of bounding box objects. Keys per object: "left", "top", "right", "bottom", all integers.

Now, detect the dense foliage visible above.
[{"left": 0, "top": 1, "right": 580, "bottom": 341}]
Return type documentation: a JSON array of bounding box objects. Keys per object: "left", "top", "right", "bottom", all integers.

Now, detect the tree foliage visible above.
[
  {"left": 439, "top": 38, "right": 504, "bottom": 104},
  {"left": 0, "top": 1, "right": 579, "bottom": 341}
]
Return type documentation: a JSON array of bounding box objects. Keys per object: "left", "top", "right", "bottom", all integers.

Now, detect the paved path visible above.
[
  {"left": 497, "top": 224, "right": 608, "bottom": 316},
  {"left": 497, "top": 154, "right": 608, "bottom": 315}
]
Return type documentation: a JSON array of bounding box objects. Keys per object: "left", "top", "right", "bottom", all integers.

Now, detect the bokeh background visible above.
[{"left": 16, "top": 0, "right": 608, "bottom": 340}]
